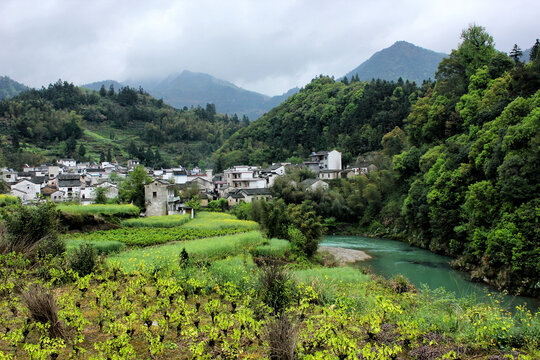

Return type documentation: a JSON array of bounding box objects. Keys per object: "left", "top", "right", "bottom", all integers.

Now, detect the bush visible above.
[
  {"left": 259, "top": 264, "right": 295, "bottom": 315},
  {"left": 389, "top": 274, "right": 417, "bottom": 294},
  {"left": 69, "top": 242, "right": 97, "bottom": 276},
  {"left": 36, "top": 234, "right": 66, "bottom": 259},
  {"left": 22, "top": 284, "right": 64, "bottom": 338},
  {"left": 266, "top": 315, "right": 298, "bottom": 360},
  {"left": 2, "top": 202, "right": 60, "bottom": 255}
]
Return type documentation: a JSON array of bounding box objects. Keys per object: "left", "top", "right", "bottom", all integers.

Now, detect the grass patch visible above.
[
  {"left": 252, "top": 238, "right": 291, "bottom": 258},
  {"left": 121, "top": 214, "right": 191, "bottom": 228},
  {"left": 208, "top": 255, "right": 257, "bottom": 291},
  {"left": 294, "top": 266, "right": 370, "bottom": 285},
  {"left": 66, "top": 239, "right": 126, "bottom": 255},
  {"left": 183, "top": 212, "right": 259, "bottom": 231},
  {"left": 294, "top": 267, "right": 373, "bottom": 307},
  {"left": 57, "top": 204, "right": 140, "bottom": 217},
  {"left": 108, "top": 231, "right": 264, "bottom": 273},
  {"left": 63, "top": 226, "right": 254, "bottom": 247}
]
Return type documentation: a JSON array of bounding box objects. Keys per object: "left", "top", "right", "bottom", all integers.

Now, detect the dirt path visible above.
[{"left": 318, "top": 246, "right": 372, "bottom": 265}]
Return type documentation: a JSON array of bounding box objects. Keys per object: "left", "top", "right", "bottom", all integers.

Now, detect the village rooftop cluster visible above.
[{"left": 5, "top": 150, "right": 375, "bottom": 214}]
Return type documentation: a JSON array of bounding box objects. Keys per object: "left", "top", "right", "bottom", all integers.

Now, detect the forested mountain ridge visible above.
[
  {"left": 343, "top": 41, "right": 447, "bottom": 84},
  {"left": 214, "top": 75, "right": 426, "bottom": 169},
  {"left": 83, "top": 71, "right": 300, "bottom": 121},
  {"left": 0, "top": 76, "right": 29, "bottom": 100},
  {"left": 0, "top": 81, "right": 246, "bottom": 170}
]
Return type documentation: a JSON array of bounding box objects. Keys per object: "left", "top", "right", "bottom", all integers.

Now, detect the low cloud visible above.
[{"left": 1, "top": 0, "right": 537, "bottom": 95}]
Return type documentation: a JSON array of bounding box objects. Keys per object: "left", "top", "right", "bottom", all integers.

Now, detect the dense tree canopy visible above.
[{"left": 0, "top": 81, "right": 245, "bottom": 169}]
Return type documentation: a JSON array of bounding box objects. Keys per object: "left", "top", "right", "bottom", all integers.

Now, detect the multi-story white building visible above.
[
  {"left": 310, "top": 150, "right": 342, "bottom": 171},
  {"left": 224, "top": 166, "right": 266, "bottom": 189}
]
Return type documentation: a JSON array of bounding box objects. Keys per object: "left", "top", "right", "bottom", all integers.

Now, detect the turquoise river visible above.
[{"left": 321, "top": 235, "right": 539, "bottom": 312}]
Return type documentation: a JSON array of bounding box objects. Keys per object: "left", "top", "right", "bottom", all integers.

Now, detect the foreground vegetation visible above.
[{"left": 0, "top": 202, "right": 538, "bottom": 359}]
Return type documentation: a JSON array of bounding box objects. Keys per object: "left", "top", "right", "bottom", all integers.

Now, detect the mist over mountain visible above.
[
  {"left": 82, "top": 80, "right": 124, "bottom": 92},
  {"left": 83, "top": 71, "right": 299, "bottom": 121},
  {"left": 343, "top": 41, "right": 447, "bottom": 84},
  {"left": 0, "top": 76, "right": 29, "bottom": 100}
]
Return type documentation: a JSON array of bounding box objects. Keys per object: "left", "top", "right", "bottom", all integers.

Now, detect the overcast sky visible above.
[{"left": 1, "top": 0, "right": 538, "bottom": 96}]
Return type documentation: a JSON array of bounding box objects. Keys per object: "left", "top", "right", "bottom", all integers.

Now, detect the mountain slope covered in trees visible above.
[
  {"left": 0, "top": 81, "right": 245, "bottom": 170},
  {"left": 214, "top": 76, "right": 426, "bottom": 169},
  {"left": 0, "top": 76, "right": 29, "bottom": 100},
  {"left": 343, "top": 41, "right": 447, "bottom": 84}
]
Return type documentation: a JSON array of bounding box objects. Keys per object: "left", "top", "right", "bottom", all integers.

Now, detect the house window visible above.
[{"left": 153, "top": 191, "right": 157, "bottom": 199}]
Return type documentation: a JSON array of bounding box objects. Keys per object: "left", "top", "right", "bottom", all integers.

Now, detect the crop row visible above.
[
  {"left": 63, "top": 226, "right": 257, "bottom": 247},
  {"left": 182, "top": 212, "right": 259, "bottom": 231},
  {"left": 57, "top": 204, "right": 140, "bottom": 217},
  {"left": 108, "top": 231, "right": 264, "bottom": 273},
  {"left": 121, "top": 214, "right": 192, "bottom": 228}
]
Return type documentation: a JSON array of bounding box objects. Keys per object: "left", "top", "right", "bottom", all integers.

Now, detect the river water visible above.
[{"left": 321, "top": 235, "right": 539, "bottom": 312}]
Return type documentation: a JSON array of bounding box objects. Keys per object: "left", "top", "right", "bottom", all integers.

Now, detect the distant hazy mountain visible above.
[
  {"left": 520, "top": 47, "right": 532, "bottom": 63},
  {"left": 0, "top": 76, "right": 29, "bottom": 100},
  {"left": 83, "top": 71, "right": 299, "bottom": 120},
  {"left": 343, "top": 41, "right": 447, "bottom": 84}
]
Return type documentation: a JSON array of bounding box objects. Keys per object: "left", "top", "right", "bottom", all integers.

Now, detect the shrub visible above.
[
  {"left": 0, "top": 194, "right": 20, "bottom": 207},
  {"left": 266, "top": 315, "right": 298, "bottom": 360},
  {"left": 36, "top": 234, "right": 66, "bottom": 259},
  {"left": 259, "top": 264, "right": 295, "bottom": 315},
  {"left": 22, "top": 284, "right": 64, "bottom": 338},
  {"left": 2, "top": 202, "right": 60, "bottom": 256},
  {"left": 389, "top": 274, "right": 418, "bottom": 294},
  {"left": 69, "top": 242, "right": 97, "bottom": 276}
]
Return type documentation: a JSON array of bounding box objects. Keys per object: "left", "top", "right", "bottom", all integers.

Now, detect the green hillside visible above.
[
  {"left": 214, "top": 76, "right": 424, "bottom": 169},
  {"left": 0, "top": 75, "right": 28, "bottom": 100},
  {"left": 0, "top": 81, "right": 245, "bottom": 170}
]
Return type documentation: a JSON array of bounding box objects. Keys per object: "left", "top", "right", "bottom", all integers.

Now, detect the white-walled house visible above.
[
  {"left": 310, "top": 150, "right": 342, "bottom": 172},
  {"left": 57, "top": 174, "right": 83, "bottom": 201},
  {"left": 11, "top": 179, "right": 42, "bottom": 202},
  {"left": 301, "top": 179, "right": 329, "bottom": 191},
  {"left": 224, "top": 166, "right": 266, "bottom": 189},
  {"left": 318, "top": 169, "right": 341, "bottom": 180},
  {"left": 58, "top": 159, "right": 77, "bottom": 168}
]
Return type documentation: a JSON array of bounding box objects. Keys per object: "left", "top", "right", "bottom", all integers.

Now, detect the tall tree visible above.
[
  {"left": 118, "top": 165, "right": 151, "bottom": 209},
  {"left": 509, "top": 44, "right": 523, "bottom": 63},
  {"left": 99, "top": 84, "right": 107, "bottom": 97}
]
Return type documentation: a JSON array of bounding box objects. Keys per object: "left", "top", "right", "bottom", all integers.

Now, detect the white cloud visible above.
[{"left": 0, "top": 0, "right": 537, "bottom": 95}]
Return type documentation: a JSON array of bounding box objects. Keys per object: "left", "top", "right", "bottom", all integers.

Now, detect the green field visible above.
[
  {"left": 58, "top": 204, "right": 140, "bottom": 217},
  {"left": 64, "top": 212, "right": 259, "bottom": 247},
  {"left": 121, "top": 214, "right": 191, "bottom": 228},
  {"left": 252, "top": 238, "right": 291, "bottom": 258},
  {"left": 182, "top": 211, "right": 259, "bottom": 231},
  {"left": 109, "top": 231, "right": 264, "bottom": 272}
]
